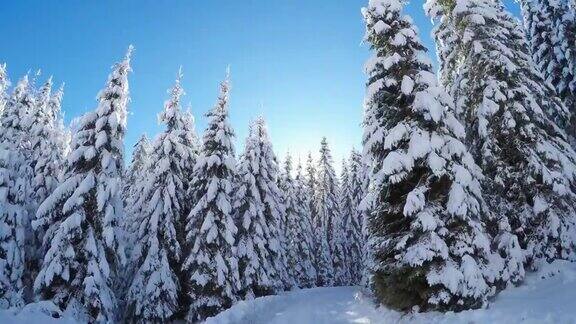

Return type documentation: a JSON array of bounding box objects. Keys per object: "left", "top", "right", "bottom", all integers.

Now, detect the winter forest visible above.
[{"left": 1, "top": 0, "right": 576, "bottom": 323}]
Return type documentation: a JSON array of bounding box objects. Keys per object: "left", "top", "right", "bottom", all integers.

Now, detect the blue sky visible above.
[{"left": 1, "top": 0, "right": 521, "bottom": 168}]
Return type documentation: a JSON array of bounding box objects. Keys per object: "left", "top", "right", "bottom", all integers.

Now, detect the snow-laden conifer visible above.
[
  {"left": 426, "top": 0, "right": 576, "bottom": 272},
  {"left": 27, "top": 78, "right": 68, "bottom": 295},
  {"left": 349, "top": 149, "right": 371, "bottom": 287},
  {"left": 314, "top": 138, "right": 342, "bottom": 286},
  {"left": 304, "top": 154, "right": 318, "bottom": 235},
  {"left": 182, "top": 71, "right": 239, "bottom": 321},
  {"left": 280, "top": 154, "right": 317, "bottom": 289},
  {"left": 30, "top": 79, "right": 68, "bottom": 218},
  {"left": 49, "top": 85, "right": 70, "bottom": 160},
  {"left": 33, "top": 47, "right": 133, "bottom": 322},
  {"left": 340, "top": 155, "right": 364, "bottom": 285},
  {"left": 233, "top": 117, "right": 288, "bottom": 298},
  {"left": 363, "top": 0, "right": 499, "bottom": 310},
  {"left": 518, "top": 0, "right": 576, "bottom": 142},
  {"left": 125, "top": 70, "right": 197, "bottom": 322},
  {"left": 0, "top": 74, "right": 36, "bottom": 308},
  {"left": 123, "top": 134, "right": 151, "bottom": 200}
]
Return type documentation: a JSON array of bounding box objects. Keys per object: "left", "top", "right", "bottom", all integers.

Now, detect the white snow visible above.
[
  {"left": 204, "top": 260, "right": 576, "bottom": 324},
  {"left": 0, "top": 301, "right": 77, "bottom": 324}
]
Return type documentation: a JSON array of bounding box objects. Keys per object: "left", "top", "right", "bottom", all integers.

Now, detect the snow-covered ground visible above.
[
  {"left": 205, "top": 260, "right": 576, "bottom": 324},
  {"left": 1, "top": 260, "right": 574, "bottom": 323}
]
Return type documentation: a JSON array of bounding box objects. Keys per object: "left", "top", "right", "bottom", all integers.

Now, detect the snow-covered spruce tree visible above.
[
  {"left": 123, "top": 134, "right": 151, "bottom": 201},
  {"left": 362, "top": 0, "right": 500, "bottom": 311},
  {"left": 296, "top": 160, "right": 318, "bottom": 285},
  {"left": 177, "top": 107, "right": 201, "bottom": 243},
  {"left": 33, "top": 47, "right": 133, "bottom": 322},
  {"left": 33, "top": 84, "right": 70, "bottom": 257},
  {"left": 518, "top": 0, "right": 576, "bottom": 142},
  {"left": 0, "top": 74, "right": 37, "bottom": 308},
  {"left": 233, "top": 117, "right": 287, "bottom": 298},
  {"left": 340, "top": 155, "right": 363, "bottom": 285},
  {"left": 304, "top": 152, "right": 318, "bottom": 230},
  {"left": 182, "top": 72, "right": 239, "bottom": 322},
  {"left": 125, "top": 71, "right": 198, "bottom": 322},
  {"left": 0, "top": 68, "right": 24, "bottom": 308},
  {"left": 27, "top": 78, "right": 69, "bottom": 295},
  {"left": 122, "top": 134, "right": 151, "bottom": 245},
  {"left": 119, "top": 133, "right": 151, "bottom": 318},
  {"left": 30, "top": 79, "right": 68, "bottom": 217},
  {"left": 349, "top": 149, "right": 372, "bottom": 287},
  {"left": 315, "top": 138, "right": 345, "bottom": 286},
  {"left": 426, "top": 0, "right": 576, "bottom": 271},
  {"left": 304, "top": 152, "right": 321, "bottom": 284},
  {"left": 280, "top": 153, "right": 317, "bottom": 289},
  {"left": 49, "top": 84, "right": 71, "bottom": 160}
]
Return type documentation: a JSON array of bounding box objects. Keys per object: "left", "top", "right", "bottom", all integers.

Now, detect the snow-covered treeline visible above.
[
  {"left": 0, "top": 0, "right": 575, "bottom": 322},
  {"left": 0, "top": 52, "right": 366, "bottom": 322}
]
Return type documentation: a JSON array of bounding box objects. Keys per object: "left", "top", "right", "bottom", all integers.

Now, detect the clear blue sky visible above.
[{"left": 0, "top": 0, "right": 521, "bottom": 168}]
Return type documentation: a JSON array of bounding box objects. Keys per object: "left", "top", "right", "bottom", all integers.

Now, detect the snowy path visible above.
[
  {"left": 205, "top": 260, "right": 576, "bottom": 324},
  {"left": 204, "top": 286, "right": 379, "bottom": 324}
]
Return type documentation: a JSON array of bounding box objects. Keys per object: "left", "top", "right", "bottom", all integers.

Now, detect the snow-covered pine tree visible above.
[
  {"left": 0, "top": 74, "right": 36, "bottom": 308},
  {"left": 349, "top": 149, "right": 371, "bottom": 287},
  {"left": 123, "top": 134, "right": 151, "bottom": 200},
  {"left": 33, "top": 47, "right": 133, "bottom": 322},
  {"left": 0, "top": 67, "right": 22, "bottom": 308},
  {"left": 233, "top": 117, "right": 288, "bottom": 298},
  {"left": 33, "top": 84, "right": 70, "bottom": 258},
  {"left": 125, "top": 70, "right": 197, "bottom": 322},
  {"left": 49, "top": 84, "right": 70, "bottom": 160},
  {"left": 304, "top": 152, "right": 317, "bottom": 221},
  {"left": 362, "top": 0, "right": 499, "bottom": 311},
  {"left": 280, "top": 153, "right": 317, "bottom": 289},
  {"left": 340, "top": 155, "right": 363, "bottom": 285},
  {"left": 178, "top": 106, "right": 200, "bottom": 197},
  {"left": 314, "top": 138, "right": 342, "bottom": 286},
  {"left": 426, "top": 0, "right": 576, "bottom": 272},
  {"left": 294, "top": 160, "right": 318, "bottom": 287},
  {"left": 305, "top": 151, "right": 331, "bottom": 286},
  {"left": 27, "top": 77, "right": 68, "bottom": 297},
  {"left": 30, "top": 79, "right": 68, "bottom": 216},
  {"left": 122, "top": 134, "right": 151, "bottom": 254},
  {"left": 518, "top": 0, "right": 576, "bottom": 142},
  {"left": 182, "top": 71, "right": 239, "bottom": 321},
  {"left": 118, "top": 133, "right": 151, "bottom": 318}
]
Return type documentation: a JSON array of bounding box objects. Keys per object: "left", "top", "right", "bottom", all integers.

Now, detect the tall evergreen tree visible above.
[
  {"left": 363, "top": 0, "right": 499, "bottom": 311},
  {"left": 123, "top": 134, "right": 151, "bottom": 200},
  {"left": 349, "top": 149, "right": 371, "bottom": 287},
  {"left": 0, "top": 75, "right": 36, "bottom": 308},
  {"left": 304, "top": 153, "right": 320, "bottom": 284},
  {"left": 27, "top": 78, "right": 68, "bottom": 297},
  {"left": 314, "top": 138, "right": 342, "bottom": 286},
  {"left": 125, "top": 71, "right": 197, "bottom": 322},
  {"left": 33, "top": 47, "right": 133, "bottom": 322},
  {"left": 341, "top": 155, "right": 363, "bottom": 285},
  {"left": 233, "top": 117, "right": 287, "bottom": 298},
  {"left": 518, "top": 0, "right": 576, "bottom": 142},
  {"left": 304, "top": 153, "right": 318, "bottom": 228},
  {"left": 49, "top": 84, "right": 70, "bottom": 160},
  {"left": 119, "top": 133, "right": 151, "bottom": 318},
  {"left": 280, "top": 153, "right": 317, "bottom": 289},
  {"left": 182, "top": 71, "right": 239, "bottom": 321},
  {"left": 426, "top": 0, "right": 576, "bottom": 272}
]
